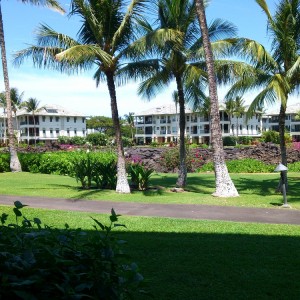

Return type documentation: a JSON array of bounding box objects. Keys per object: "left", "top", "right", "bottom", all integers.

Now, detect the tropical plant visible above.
[
  {"left": 0, "top": 91, "right": 6, "bottom": 144},
  {"left": 124, "top": 112, "right": 135, "bottom": 142},
  {"left": 226, "top": 0, "right": 300, "bottom": 191},
  {"left": 195, "top": 0, "right": 239, "bottom": 197},
  {"left": 22, "top": 97, "right": 43, "bottom": 146},
  {"left": 131, "top": 0, "right": 237, "bottom": 189},
  {"left": 225, "top": 96, "right": 245, "bottom": 138},
  {"left": 0, "top": 0, "right": 64, "bottom": 172},
  {"left": 14, "top": 0, "right": 149, "bottom": 193},
  {"left": 0, "top": 202, "right": 146, "bottom": 299}
]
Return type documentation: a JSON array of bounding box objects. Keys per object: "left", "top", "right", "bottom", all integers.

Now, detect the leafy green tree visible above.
[
  {"left": 195, "top": 0, "right": 239, "bottom": 197},
  {"left": 22, "top": 98, "right": 43, "bottom": 146},
  {"left": 226, "top": 0, "right": 300, "bottom": 190},
  {"left": 86, "top": 116, "right": 114, "bottom": 135},
  {"left": 132, "top": 0, "right": 237, "bottom": 188},
  {"left": 0, "top": 0, "right": 64, "bottom": 172},
  {"left": 14, "top": 0, "right": 148, "bottom": 193}
]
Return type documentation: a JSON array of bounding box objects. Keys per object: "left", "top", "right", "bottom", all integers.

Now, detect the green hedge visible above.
[{"left": 199, "top": 159, "right": 275, "bottom": 173}]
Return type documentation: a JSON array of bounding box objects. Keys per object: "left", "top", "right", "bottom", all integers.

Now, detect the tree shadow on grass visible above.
[{"left": 119, "top": 230, "right": 300, "bottom": 300}]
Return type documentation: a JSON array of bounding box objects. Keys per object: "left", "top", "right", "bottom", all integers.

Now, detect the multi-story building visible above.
[
  {"left": 134, "top": 103, "right": 263, "bottom": 145},
  {"left": 0, "top": 104, "right": 87, "bottom": 144},
  {"left": 263, "top": 103, "right": 300, "bottom": 142}
]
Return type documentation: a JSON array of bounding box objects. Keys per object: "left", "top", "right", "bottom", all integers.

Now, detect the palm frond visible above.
[
  {"left": 137, "top": 68, "right": 172, "bottom": 100},
  {"left": 20, "top": 0, "right": 65, "bottom": 14}
]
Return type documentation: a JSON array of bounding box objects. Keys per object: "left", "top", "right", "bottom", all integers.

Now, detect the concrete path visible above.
[{"left": 0, "top": 194, "right": 300, "bottom": 225}]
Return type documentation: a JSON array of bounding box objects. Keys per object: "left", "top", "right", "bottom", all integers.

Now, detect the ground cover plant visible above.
[
  {"left": 1, "top": 205, "right": 300, "bottom": 299},
  {"left": 0, "top": 172, "right": 299, "bottom": 209}
]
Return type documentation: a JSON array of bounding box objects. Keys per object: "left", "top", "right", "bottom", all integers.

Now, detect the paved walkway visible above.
[{"left": 1, "top": 194, "right": 300, "bottom": 225}]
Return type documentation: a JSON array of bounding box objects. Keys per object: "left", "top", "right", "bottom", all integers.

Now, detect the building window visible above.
[
  {"left": 67, "top": 117, "right": 70, "bottom": 122},
  {"left": 67, "top": 129, "right": 70, "bottom": 136},
  {"left": 82, "top": 129, "right": 85, "bottom": 136},
  {"left": 42, "top": 129, "right": 46, "bottom": 137},
  {"left": 74, "top": 117, "right": 77, "bottom": 123},
  {"left": 42, "top": 116, "right": 46, "bottom": 122},
  {"left": 74, "top": 129, "right": 77, "bottom": 136},
  {"left": 82, "top": 117, "right": 85, "bottom": 123},
  {"left": 50, "top": 116, "right": 53, "bottom": 122},
  {"left": 56, "top": 129, "right": 59, "bottom": 136},
  {"left": 186, "top": 116, "right": 190, "bottom": 122},
  {"left": 55, "top": 117, "right": 59, "bottom": 122}
]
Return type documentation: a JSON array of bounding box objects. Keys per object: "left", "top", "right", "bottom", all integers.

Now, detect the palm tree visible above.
[
  {"left": 124, "top": 112, "right": 135, "bottom": 142},
  {"left": 0, "top": 0, "right": 64, "bottom": 172},
  {"left": 0, "top": 87, "right": 24, "bottom": 144},
  {"left": 132, "top": 0, "right": 237, "bottom": 188},
  {"left": 14, "top": 0, "right": 149, "bottom": 193},
  {"left": 0, "top": 92, "right": 6, "bottom": 144},
  {"left": 195, "top": 0, "right": 239, "bottom": 197},
  {"left": 10, "top": 88, "right": 24, "bottom": 143},
  {"left": 172, "top": 90, "right": 179, "bottom": 143},
  {"left": 225, "top": 96, "right": 245, "bottom": 139},
  {"left": 22, "top": 97, "right": 42, "bottom": 146},
  {"left": 226, "top": 0, "right": 300, "bottom": 191}
]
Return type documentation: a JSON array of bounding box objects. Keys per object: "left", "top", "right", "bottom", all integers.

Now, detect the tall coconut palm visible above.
[
  {"left": 0, "top": 92, "right": 6, "bottom": 144},
  {"left": 124, "top": 112, "right": 135, "bottom": 141},
  {"left": 225, "top": 96, "right": 245, "bottom": 138},
  {"left": 10, "top": 87, "right": 24, "bottom": 142},
  {"left": 14, "top": 0, "right": 152, "bottom": 193},
  {"left": 131, "top": 0, "right": 237, "bottom": 188},
  {"left": 226, "top": 0, "right": 300, "bottom": 191},
  {"left": 195, "top": 0, "right": 239, "bottom": 197},
  {"left": 22, "top": 97, "right": 42, "bottom": 146},
  {"left": 0, "top": 0, "right": 64, "bottom": 172}
]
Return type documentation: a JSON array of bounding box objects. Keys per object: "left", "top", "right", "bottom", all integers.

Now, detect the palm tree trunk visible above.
[
  {"left": 0, "top": 3, "right": 21, "bottom": 172},
  {"left": 175, "top": 75, "right": 187, "bottom": 188},
  {"left": 278, "top": 103, "right": 288, "bottom": 192},
  {"left": 106, "top": 72, "right": 130, "bottom": 193},
  {"left": 195, "top": 0, "right": 238, "bottom": 197}
]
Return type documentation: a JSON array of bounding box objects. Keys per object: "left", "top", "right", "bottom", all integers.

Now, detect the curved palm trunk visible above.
[
  {"left": 106, "top": 72, "right": 130, "bottom": 194},
  {"left": 175, "top": 75, "right": 187, "bottom": 188},
  {"left": 195, "top": 0, "right": 238, "bottom": 197},
  {"left": 0, "top": 4, "right": 21, "bottom": 172}
]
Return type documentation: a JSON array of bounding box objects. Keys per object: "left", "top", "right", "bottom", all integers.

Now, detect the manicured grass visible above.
[
  {"left": 0, "top": 172, "right": 299, "bottom": 209},
  {"left": 1, "top": 205, "right": 300, "bottom": 299}
]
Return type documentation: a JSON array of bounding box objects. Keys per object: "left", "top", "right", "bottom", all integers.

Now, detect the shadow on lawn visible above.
[{"left": 120, "top": 230, "right": 300, "bottom": 299}]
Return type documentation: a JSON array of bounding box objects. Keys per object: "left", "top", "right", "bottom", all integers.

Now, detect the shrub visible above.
[
  {"left": 86, "top": 132, "right": 108, "bottom": 146},
  {"left": 238, "top": 136, "right": 253, "bottom": 145},
  {"left": 199, "top": 159, "right": 275, "bottom": 173},
  {"left": 292, "top": 141, "right": 300, "bottom": 151},
  {"left": 0, "top": 202, "right": 146, "bottom": 300},
  {"left": 261, "top": 130, "right": 292, "bottom": 144},
  {"left": 287, "top": 161, "right": 300, "bottom": 172},
  {"left": 69, "top": 150, "right": 117, "bottom": 189},
  {"left": 0, "top": 153, "right": 10, "bottom": 172},
  {"left": 223, "top": 136, "right": 237, "bottom": 146}
]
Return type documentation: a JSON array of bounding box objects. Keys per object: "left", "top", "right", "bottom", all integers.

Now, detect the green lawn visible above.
[
  {"left": 0, "top": 172, "right": 299, "bottom": 209},
  {"left": 1, "top": 205, "right": 300, "bottom": 299}
]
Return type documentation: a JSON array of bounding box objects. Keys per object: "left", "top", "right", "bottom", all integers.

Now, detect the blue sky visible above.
[{"left": 0, "top": 0, "right": 296, "bottom": 117}]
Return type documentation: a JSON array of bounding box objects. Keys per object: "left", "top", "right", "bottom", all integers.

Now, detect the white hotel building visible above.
[
  {"left": 0, "top": 104, "right": 87, "bottom": 144},
  {"left": 134, "top": 102, "right": 300, "bottom": 144}
]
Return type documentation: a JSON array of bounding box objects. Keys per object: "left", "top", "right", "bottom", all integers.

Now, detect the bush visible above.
[
  {"left": 223, "top": 136, "right": 237, "bottom": 146},
  {"left": 160, "top": 147, "right": 205, "bottom": 173},
  {"left": 238, "top": 136, "right": 253, "bottom": 145},
  {"left": 199, "top": 159, "right": 275, "bottom": 173},
  {"left": 287, "top": 161, "right": 300, "bottom": 172},
  {"left": 86, "top": 132, "right": 108, "bottom": 146},
  {"left": 260, "top": 130, "right": 292, "bottom": 144},
  {"left": 69, "top": 150, "right": 117, "bottom": 189},
  {"left": 0, "top": 202, "right": 146, "bottom": 300},
  {"left": 0, "top": 153, "right": 10, "bottom": 172}
]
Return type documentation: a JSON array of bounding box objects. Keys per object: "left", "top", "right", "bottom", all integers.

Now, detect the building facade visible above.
[
  {"left": 134, "top": 103, "right": 263, "bottom": 145},
  {"left": 0, "top": 104, "right": 87, "bottom": 144}
]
